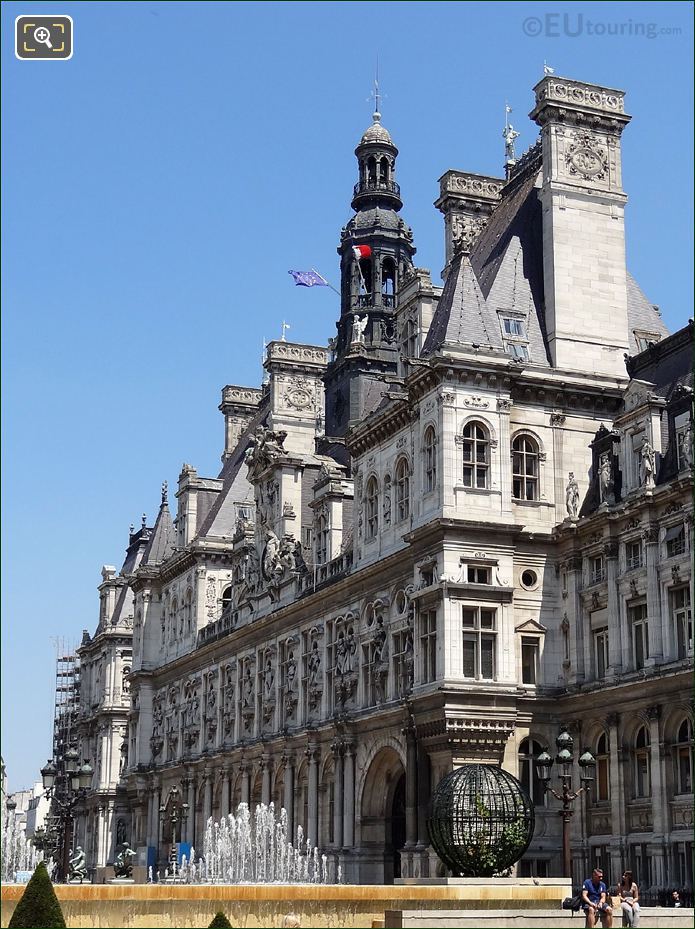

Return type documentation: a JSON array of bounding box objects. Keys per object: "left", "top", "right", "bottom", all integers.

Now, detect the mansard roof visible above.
[
  {"left": 625, "top": 319, "right": 694, "bottom": 399},
  {"left": 626, "top": 274, "right": 670, "bottom": 354}
]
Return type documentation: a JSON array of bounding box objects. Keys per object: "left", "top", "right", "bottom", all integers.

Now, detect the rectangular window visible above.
[
  {"left": 505, "top": 341, "right": 529, "bottom": 362},
  {"left": 502, "top": 317, "right": 525, "bottom": 337},
  {"left": 666, "top": 525, "right": 686, "bottom": 558},
  {"left": 461, "top": 606, "right": 497, "bottom": 680},
  {"left": 634, "top": 752, "right": 650, "bottom": 798},
  {"left": 596, "top": 757, "right": 610, "bottom": 802},
  {"left": 594, "top": 627, "right": 609, "bottom": 679},
  {"left": 521, "top": 637, "right": 539, "bottom": 685},
  {"left": 630, "top": 603, "right": 649, "bottom": 670},
  {"left": 419, "top": 610, "right": 437, "bottom": 684},
  {"left": 670, "top": 586, "right": 692, "bottom": 659},
  {"left": 590, "top": 555, "right": 605, "bottom": 585},
  {"left": 466, "top": 565, "right": 492, "bottom": 585},
  {"left": 626, "top": 539, "right": 643, "bottom": 571}
]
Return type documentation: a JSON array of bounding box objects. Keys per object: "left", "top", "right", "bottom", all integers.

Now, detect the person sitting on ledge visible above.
[
  {"left": 670, "top": 890, "right": 683, "bottom": 908},
  {"left": 582, "top": 867, "right": 613, "bottom": 928}
]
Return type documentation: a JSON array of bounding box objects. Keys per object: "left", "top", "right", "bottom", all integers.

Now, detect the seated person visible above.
[{"left": 582, "top": 867, "right": 613, "bottom": 928}]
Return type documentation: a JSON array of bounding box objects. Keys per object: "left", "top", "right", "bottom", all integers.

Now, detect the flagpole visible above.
[{"left": 311, "top": 268, "right": 341, "bottom": 297}]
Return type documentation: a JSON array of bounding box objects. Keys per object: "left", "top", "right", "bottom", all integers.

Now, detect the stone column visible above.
[
  {"left": 146, "top": 791, "right": 154, "bottom": 847},
  {"left": 416, "top": 745, "right": 431, "bottom": 849},
  {"left": 307, "top": 745, "right": 319, "bottom": 848},
  {"left": 605, "top": 542, "right": 622, "bottom": 676},
  {"left": 647, "top": 706, "right": 664, "bottom": 837},
  {"left": 203, "top": 770, "right": 213, "bottom": 826},
  {"left": 497, "top": 398, "right": 513, "bottom": 518},
  {"left": 565, "top": 556, "right": 585, "bottom": 683},
  {"left": 261, "top": 755, "right": 272, "bottom": 806},
  {"left": 606, "top": 714, "right": 625, "bottom": 839},
  {"left": 241, "top": 764, "right": 251, "bottom": 805},
  {"left": 644, "top": 528, "right": 664, "bottom": 663},
  {"left": 186, "top": 776, "right": 196, "bottom": 844},
  {"left": 343, "top": 744, "right": 355, "bottom": 848},
  {"left": 404, "top": 726, "right": 418, "bottom": 848},
  {"left": 221, "top": 766, "right": 231, "bottom": 819},
  {"left": 550, "top": 413, "right": 566, "bottom": 520},
  {"left": 283, "top": 755, "right": 295, "bottom": 841},
  {"left": 332, "top": 742, "right": 343, "bottom": 848}
]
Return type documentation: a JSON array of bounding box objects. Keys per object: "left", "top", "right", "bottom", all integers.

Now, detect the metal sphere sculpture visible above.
[{"left": 427, "top": 764, "right": 535, "bottom": 877}]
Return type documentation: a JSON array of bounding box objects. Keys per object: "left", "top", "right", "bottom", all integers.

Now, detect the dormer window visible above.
[
  {"left": 634, "top": 330, "right": 661, "bottom": 353},
  {"left": 500, "top": 314, "right": 530, "bottom": 362},
  {"left": 502, "top": 317, "right": 526, "bottom": 337},
  {"left": 506, "top": 342, "right": 529, "bottom": 362}
]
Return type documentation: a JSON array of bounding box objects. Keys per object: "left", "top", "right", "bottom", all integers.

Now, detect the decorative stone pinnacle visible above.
[{"left": 161, "top": 480, "right": 168, "bottom": 505}]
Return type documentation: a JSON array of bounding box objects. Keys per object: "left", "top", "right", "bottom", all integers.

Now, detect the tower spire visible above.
[{"left": 373, "top": 58, "right": 381, "bottom": 121}]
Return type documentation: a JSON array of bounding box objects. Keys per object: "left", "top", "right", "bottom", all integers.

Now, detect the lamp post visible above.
[
  {"left": 40, "top": 755, "right": 93, "bottom": 882},
  {"left": 536, "top": 727, "right": 596, "bottom": 880}
]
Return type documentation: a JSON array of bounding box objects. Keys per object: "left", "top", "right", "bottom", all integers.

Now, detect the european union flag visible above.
[{"left": 288, "top": 270, "right": 329, "bottom": 288}]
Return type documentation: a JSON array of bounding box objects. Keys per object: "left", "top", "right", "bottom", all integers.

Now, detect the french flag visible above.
[{"left": 352, "top": 244, "right": 372, "bottom": 260}]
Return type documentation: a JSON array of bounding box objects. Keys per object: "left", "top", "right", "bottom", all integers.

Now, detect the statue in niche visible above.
[
  {"left": 335, "top": 632, "right": 348, "bottom": 675},
  {"left": 308, "top": 640, "right": 322, "bottom": 687},
  {"left": 373, "top": 616, "right": 388, "bottom": 665},
  {"left": 345, "top": 627, "right": 357, "bottom": 672},
  {"left": 351, "top": 314, "right": 369, "bottom": 344},
  {"left": 286, "top": 651, "right": 298, "bottom": 694},
  {"left": 383, "top": 474, "right": 392, "bottom": 526},
  {"left": 598, "top": 452, "right": 614, "bottom": 504},
  {"left": 242, "top": 665, "right": 254, "bottom": 708},
  {"left": 640, "top": 437, "right": 656, "bottom": 488},
  {"left": 677, "top": 422, "right": 693, "bottom": 470},
  {"left": 565, "top": 472, "right": 580, "bottom": 518},
  {"left": 264, "top": 658, "right": 275, "bottom": 699}
]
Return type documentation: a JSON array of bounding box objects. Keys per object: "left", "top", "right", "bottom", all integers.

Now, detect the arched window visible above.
[
  {"left": 366, "top": 477, "right": 379, "bottom": 539},
  {"left": 316, "top": 514, "right": 329, "bottom": 565},
  {"left": 381, "top": 258, "right": 396, "bottom": 297},
  {"left": 185, "top": 590, "right": 193, "bottom": 633},
  {"left": 367, "top": 156, "right": 377, "bottom": 186},
  {"left": 221, "top": 586, "right": 232, "bottom": 615},
  {"left": 512, "top": 434, "right": 539, "bottom": 501},
  {"left": 519, "top": 737, "right": 546, "bottom": 806},
  {"left": 402, "top": 317, "right": 418, "bottom": 359},
  {"left": 396, "top": 458, "right": 410, "bottom": 522},
  {"left": 633, "top": 725, "right": 651, "bottom": 798},
  {"left": 170, "top": 599, "right": 178, "bottom": 640},
  {"left": 462, "top": 422, "right": 489, "bottom": 489},
  {"left": 674, "top": 718, "right": 693, "bottom": 794},
  {"left": 595, "top": 733, "right": 610, "bottom": 801},
  {"left": 379, "top": 156, "right": 389, "bottom": 185},
  {"left": 423, "top": 426, "right": 437, "bottom": 493}
]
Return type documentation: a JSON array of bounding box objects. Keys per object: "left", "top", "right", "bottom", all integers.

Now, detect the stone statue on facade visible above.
[
  {"left": 264, "top": 659, "right": 275, "bottom": 699},
  {"left": 244, "top": 427, "right": 288, "bottom": 479},
  {"left": 598, "top": 452, "right": 614, "bottom": 504},
  {"left": 68, "top": 846, "right": 88, "bottom": 883},
  {"left": 114, "top": 842, "right": 135, "bottom": 879},
  {"left": 640, "top": 436, "right": 656, "bottom": 488},
  {"left": 242, "top": 666, "right": 254, "bottom": 708},
  {"left": 503, "top": 122, "right": 521, "bottom": 162},
  {"left": 351, "top": 314, "right": 369, "bottom": 344},
  {"left": 565, "top": 471, "right": 580, "bottom": 518},
  {"left": 308, "top": 640, "right": 321, "bottom": 687}
]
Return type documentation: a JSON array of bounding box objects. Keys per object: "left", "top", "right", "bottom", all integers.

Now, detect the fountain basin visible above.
[{"left": 1, "top": 879, "right": 571, "bottom": 928}]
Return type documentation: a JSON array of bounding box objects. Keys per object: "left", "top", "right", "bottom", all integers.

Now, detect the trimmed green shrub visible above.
[
  {"left": 208, "top": 913, "right": 233, "bottom": 929},
  {"left": 8, "top": 861, "right": 67, "bottom": 929}
]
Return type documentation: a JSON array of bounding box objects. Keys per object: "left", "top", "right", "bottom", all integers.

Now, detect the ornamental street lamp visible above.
[
  {"left": 537, "top": 727, "right": 596, "bottom": 879},
  {"left": 41, "top": 756, "right": 94, "bottom": 882}
]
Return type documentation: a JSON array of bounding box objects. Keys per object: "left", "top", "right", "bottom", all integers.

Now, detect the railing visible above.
[
  {"left": 353, "top": 179, "right": 401, "bottom": 198},
  {"left": 356, "top": 293, "right": 395, "bottom": 309}
]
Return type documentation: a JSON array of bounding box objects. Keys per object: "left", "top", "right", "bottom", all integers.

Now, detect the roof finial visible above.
[
  {"left": 543, "top": 60, "right": 555, "bottom": 76},
  {"left": 141, "top": 513, "right": 147, "bottom": 528},
  {"left": 372, "top": 56, "right": 381, "bottom": 122},
  {"left": 161, "top": 480, "right": 168, "bottom": 505},
  {"left": 281, "top": 321, "right": 291, "bottom": 341}
]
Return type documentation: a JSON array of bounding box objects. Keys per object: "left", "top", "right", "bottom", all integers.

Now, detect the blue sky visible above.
[{"left": 2, "top": 0, "right": 692, "bottom": 790}]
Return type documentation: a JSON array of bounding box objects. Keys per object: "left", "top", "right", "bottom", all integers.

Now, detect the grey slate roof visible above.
[
  {"left": 141, "top": 500, "right": 174, "bottom": 566},
  {"left": 626, "top": 274, "right": 669, "bottom": 353}
]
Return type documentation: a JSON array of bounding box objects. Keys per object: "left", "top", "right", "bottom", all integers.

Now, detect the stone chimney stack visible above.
[
  {"left": 219, "top": 386, "right": 263, "bottom": 461},
  {"left": 531, "top": 76, "right": 632, "bottom": 377},
  {"left": 435, "top": 171, "right": 503, "bottom": 279}
]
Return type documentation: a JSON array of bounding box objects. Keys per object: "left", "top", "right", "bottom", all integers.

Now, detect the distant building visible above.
[{"left": 73, "top": 73, "right": 692, "bottom": 888}]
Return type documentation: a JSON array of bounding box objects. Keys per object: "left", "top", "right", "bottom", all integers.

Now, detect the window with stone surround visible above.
[
  {"left": 633, "top": 725, "right": 651, "bottom": 798},
  {"left": 316, "top": 513, "right": 329, "bottom": 565},
  {"left": 512, "top": 434, "right": 539, "bottom": 501},
  {"left": 365, "top": 476, "right": 379, "bottom": 539},
  {"left": 674, "top": 718, "right": 693, "bottom": 795},
  {"left": 462, "top": 605, "right": 497, "bottom": 680},
  {"left": 594, "top": 627, "right": 609, "bottom": 679},
  {"left": 666, "top": 524, "right": 686, "bottom": 558},
  {"left": 633, "top": 330, "right": 662, "bottom": 352},
  {"left": 670, "top": 586, "right": 692, "bottom": 659},
  {"left": 629, "top": 603, "right": 649, "bottom": 670},
  {"left": 521, "top": 637, "right": 539, "bottom": 685},
  {"left": 595, "top": 732, "right": 610, "bottom": 802},
  {"left": 626, "top": 538, "right": 643, "bottom": 571},
  {"left": 423, "top": 426, "right": 437, "bottom": 494},
  {"left": 419, "top": 609, "right": 437, "bottom": 683},
  {"left": 590, "top": 554, "right": 605, "bottom": 585},
  {"left": 395, "top": 457, "right": 410, "bottom": 522},
  {"left": 462, "top": 421, "right": 489, "bottom": 489}
]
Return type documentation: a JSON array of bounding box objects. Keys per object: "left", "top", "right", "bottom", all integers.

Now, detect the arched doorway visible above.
[{"left": 359, "top": 746, "right": 406, "bottom": 883}]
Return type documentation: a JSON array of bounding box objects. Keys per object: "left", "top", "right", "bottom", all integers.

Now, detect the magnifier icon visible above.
[{"left": 34, "top": 26, "right": 53, "bottom": 49}]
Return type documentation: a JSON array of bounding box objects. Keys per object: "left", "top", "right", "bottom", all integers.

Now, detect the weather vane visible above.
[{"left": 281, "top": 321, "right": 291, "bottom": 341}]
